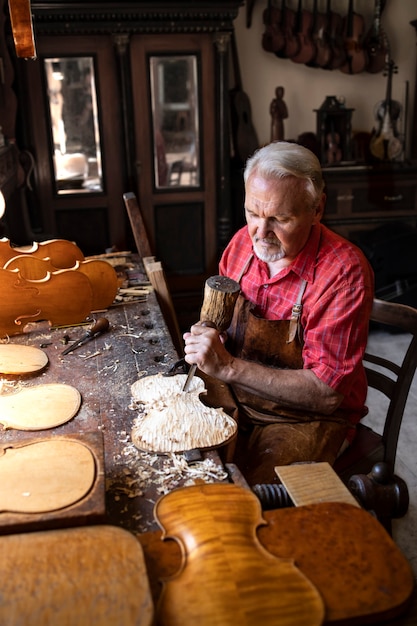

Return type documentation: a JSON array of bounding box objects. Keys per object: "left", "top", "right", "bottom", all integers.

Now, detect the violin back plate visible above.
[{"left": 154, "top": 483, "right": 324, "bottom": 626}]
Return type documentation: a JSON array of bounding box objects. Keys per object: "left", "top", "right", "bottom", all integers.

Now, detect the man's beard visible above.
[{"left": 253, "top": 237, "right": 286, "bottom": 263}]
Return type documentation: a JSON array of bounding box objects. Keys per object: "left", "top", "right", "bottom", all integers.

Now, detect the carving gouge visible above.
[{"left": 61, "top": 317, "right": 110, "bottom": 355}]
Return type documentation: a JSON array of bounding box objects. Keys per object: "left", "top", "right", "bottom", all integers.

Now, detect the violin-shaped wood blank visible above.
[
  {"left": 0, "top": 344, "right": 48, "bottom": 374},
  {"left": 0, "top": 237, "right": 84, "bottom": 269},
  {"left": 0, "top": 383, "right": 81, "bottom": 430},
  {"left": 0, "top": 439, "right": 95, "bottom": 513},
  {"left": 0, "top": 267, "right": 93, "bottom": 337},
  {"left": 4, "top": 256, "right": 118, "bottom": 311},
  {"left": 154, "top": 483, "right": 324, "bottom": 626}
]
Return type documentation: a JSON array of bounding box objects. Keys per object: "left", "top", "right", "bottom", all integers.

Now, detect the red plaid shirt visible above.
[{"left": 219, "top": 223, "right": 374, "bottom": 426}]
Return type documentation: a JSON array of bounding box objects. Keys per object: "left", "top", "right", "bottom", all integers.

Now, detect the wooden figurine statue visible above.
[{"left": 270, "top": 86, "right": 288, "bottom": 142}]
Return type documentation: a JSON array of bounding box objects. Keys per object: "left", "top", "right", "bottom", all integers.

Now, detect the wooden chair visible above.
[
  {"left": 250, "top": 299, "right": 416, "bottom": 532},
  {"left": 334, "top": 298, "right": 417, "bottom": 486},
  {"left": 123, "top": 192, "right": 184, "bottom": 357}
]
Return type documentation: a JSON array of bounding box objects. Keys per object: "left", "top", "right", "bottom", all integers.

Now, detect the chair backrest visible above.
[{"left": 364, "top": 298, "right": 417, "bottom": 469}]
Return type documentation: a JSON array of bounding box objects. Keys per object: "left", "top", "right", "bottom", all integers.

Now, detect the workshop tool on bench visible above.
[
  {"left": 182, "top": 275, "right": 240, "bottom": 392},
  {"left": 61, "top": 317, "right": 110, "bottom": 355}
]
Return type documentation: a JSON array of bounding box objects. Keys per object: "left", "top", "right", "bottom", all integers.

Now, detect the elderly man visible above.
[{"left": 184, "top": 141, "right": 374, "bottom": 484}]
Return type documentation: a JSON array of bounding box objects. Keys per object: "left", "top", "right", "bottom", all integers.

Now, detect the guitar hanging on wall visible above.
[
  {"left": 229, "top": 32, "right": 259, "bottom": 164},
  {"left": 370, "top": 57, "right": 403, "bottom": 161}
]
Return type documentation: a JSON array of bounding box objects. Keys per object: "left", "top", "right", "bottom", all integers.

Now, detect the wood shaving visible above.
[
  {"left": 0, "top": 379, "right": 22, "bottom": 396},
  {"left": 107, "top": 434, "right": 228, "bottom": 533},
  {"left": 130, "top": 373, "right": 237, "bottom": 453},
  {"left": 108, "top": 441, "right": 228, "bottom": 498},
  {"left": 131, "top": 372, "right": 205, "bottom": 403}
]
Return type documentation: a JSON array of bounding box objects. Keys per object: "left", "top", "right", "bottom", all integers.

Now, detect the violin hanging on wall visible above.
[
  {"left": 363, "top": 0, "right": 389, "bottom": 74},
  {"left": 262, "top": 0, "right": 285, "bottom": 55},
  {"left": 370, "top": 57, "right": 403, "bottom": 161},
  {"left": 289, "top": 0, "right": 316, "bottom": 65},
  {"left": 309, "top": 0, "right": 332, "bottom": 69},
  {"left": 324, "top": 0, "right": 346, "bottom": 70},
  {"left": 340, "top": 0, "right": 367, "bottom": 75}
]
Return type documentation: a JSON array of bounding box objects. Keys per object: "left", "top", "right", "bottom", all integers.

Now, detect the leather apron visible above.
[{"left": 217, "top": 255, "right": 350, "bottom": 485}]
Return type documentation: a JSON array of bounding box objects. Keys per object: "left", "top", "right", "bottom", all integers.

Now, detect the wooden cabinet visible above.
[
  {"left": 322, "top": 163, "right": 417, "bottom": 240},
  {"left": 9, "top": 1, "right": 241, "bottom": 327},
  {"left": 323, "top": 162, "right": 417, "bottom": 304}
]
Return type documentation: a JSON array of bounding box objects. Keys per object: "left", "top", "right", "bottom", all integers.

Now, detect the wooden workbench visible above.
[
  {"left": 0, "top": 270, "right": 227, "bottom": 535},
  {"left": 0, "top": 260, "right": 415, "bottom": 625}
]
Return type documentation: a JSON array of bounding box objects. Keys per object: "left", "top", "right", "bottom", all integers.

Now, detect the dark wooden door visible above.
[
  {"left": 130, "top": 33, "right": 219, "bottom": 299},
  {"left": 17, "top": 35, "right": 127, "bottom": 255}
]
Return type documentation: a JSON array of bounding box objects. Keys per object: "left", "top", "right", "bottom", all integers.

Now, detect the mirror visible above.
[
  {"left": 150, "top": 55, "right": 200, "bottom": 188},
  {"left": 44, "top": 57, "right": 103, "bottom": 194}
]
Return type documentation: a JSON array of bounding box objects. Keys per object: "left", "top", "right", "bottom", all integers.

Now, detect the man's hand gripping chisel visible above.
[
  {"left": 182, "top": 275, "right": 240, "bottom": 392},
  {"left": 61, "top": 317, "right": 110, "bottom": 355}
]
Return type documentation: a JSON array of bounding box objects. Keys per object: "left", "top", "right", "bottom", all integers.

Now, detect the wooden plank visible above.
[
  {"left": 275, "top": 462, "right": 360, "bottom": 508},
  {"left": 143, "top": 256, "right": 183, "bottom": 357},
  {"left": 0, "top": 525, "right": 154, "bottom": 626},
  {"left": 123, "top": 191, "right": 153, "bottom": 258}
]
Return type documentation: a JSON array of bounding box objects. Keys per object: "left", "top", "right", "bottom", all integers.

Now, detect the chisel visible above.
[{"left": 61, "top": 317, "right": 110, "bottom": 355}]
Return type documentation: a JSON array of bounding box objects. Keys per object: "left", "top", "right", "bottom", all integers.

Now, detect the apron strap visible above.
[
  {"left": 237, "top": 252, "right": 307, "bottom": 344},
  {"left": 287, "top": 278, "right": 308, "bottom": 344},
  {"left": 237, "top": 253, "right": 253, "bottom": 283}
]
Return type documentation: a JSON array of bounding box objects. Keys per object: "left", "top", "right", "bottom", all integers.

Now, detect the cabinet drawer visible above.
[
  {"left": 351, "top": 180, "right": 417, "bottom": 214},
  {"left": 323, "top": 165, "right": 417, "bottom": 219}
]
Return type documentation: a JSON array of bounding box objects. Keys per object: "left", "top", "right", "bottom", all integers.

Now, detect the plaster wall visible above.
[{"left": 234, "top": 0, "right": 417, "bottom": 158}]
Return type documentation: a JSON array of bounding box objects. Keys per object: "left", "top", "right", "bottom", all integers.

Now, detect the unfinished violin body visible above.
[
  {"left": 0, "top": 238, "right": 85, "bottom": 269},
  {"left": 0, "top": 238, "right": 118, "bottom": 336},
  {"left": 154, "top": 483, "right": 324, "bottom": 626},
  {"left": 4, "top": 256, "right": 118, "bottom": 311},
  {"left": 0, "top": 267, "right": 93, "bottom": 336}
]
